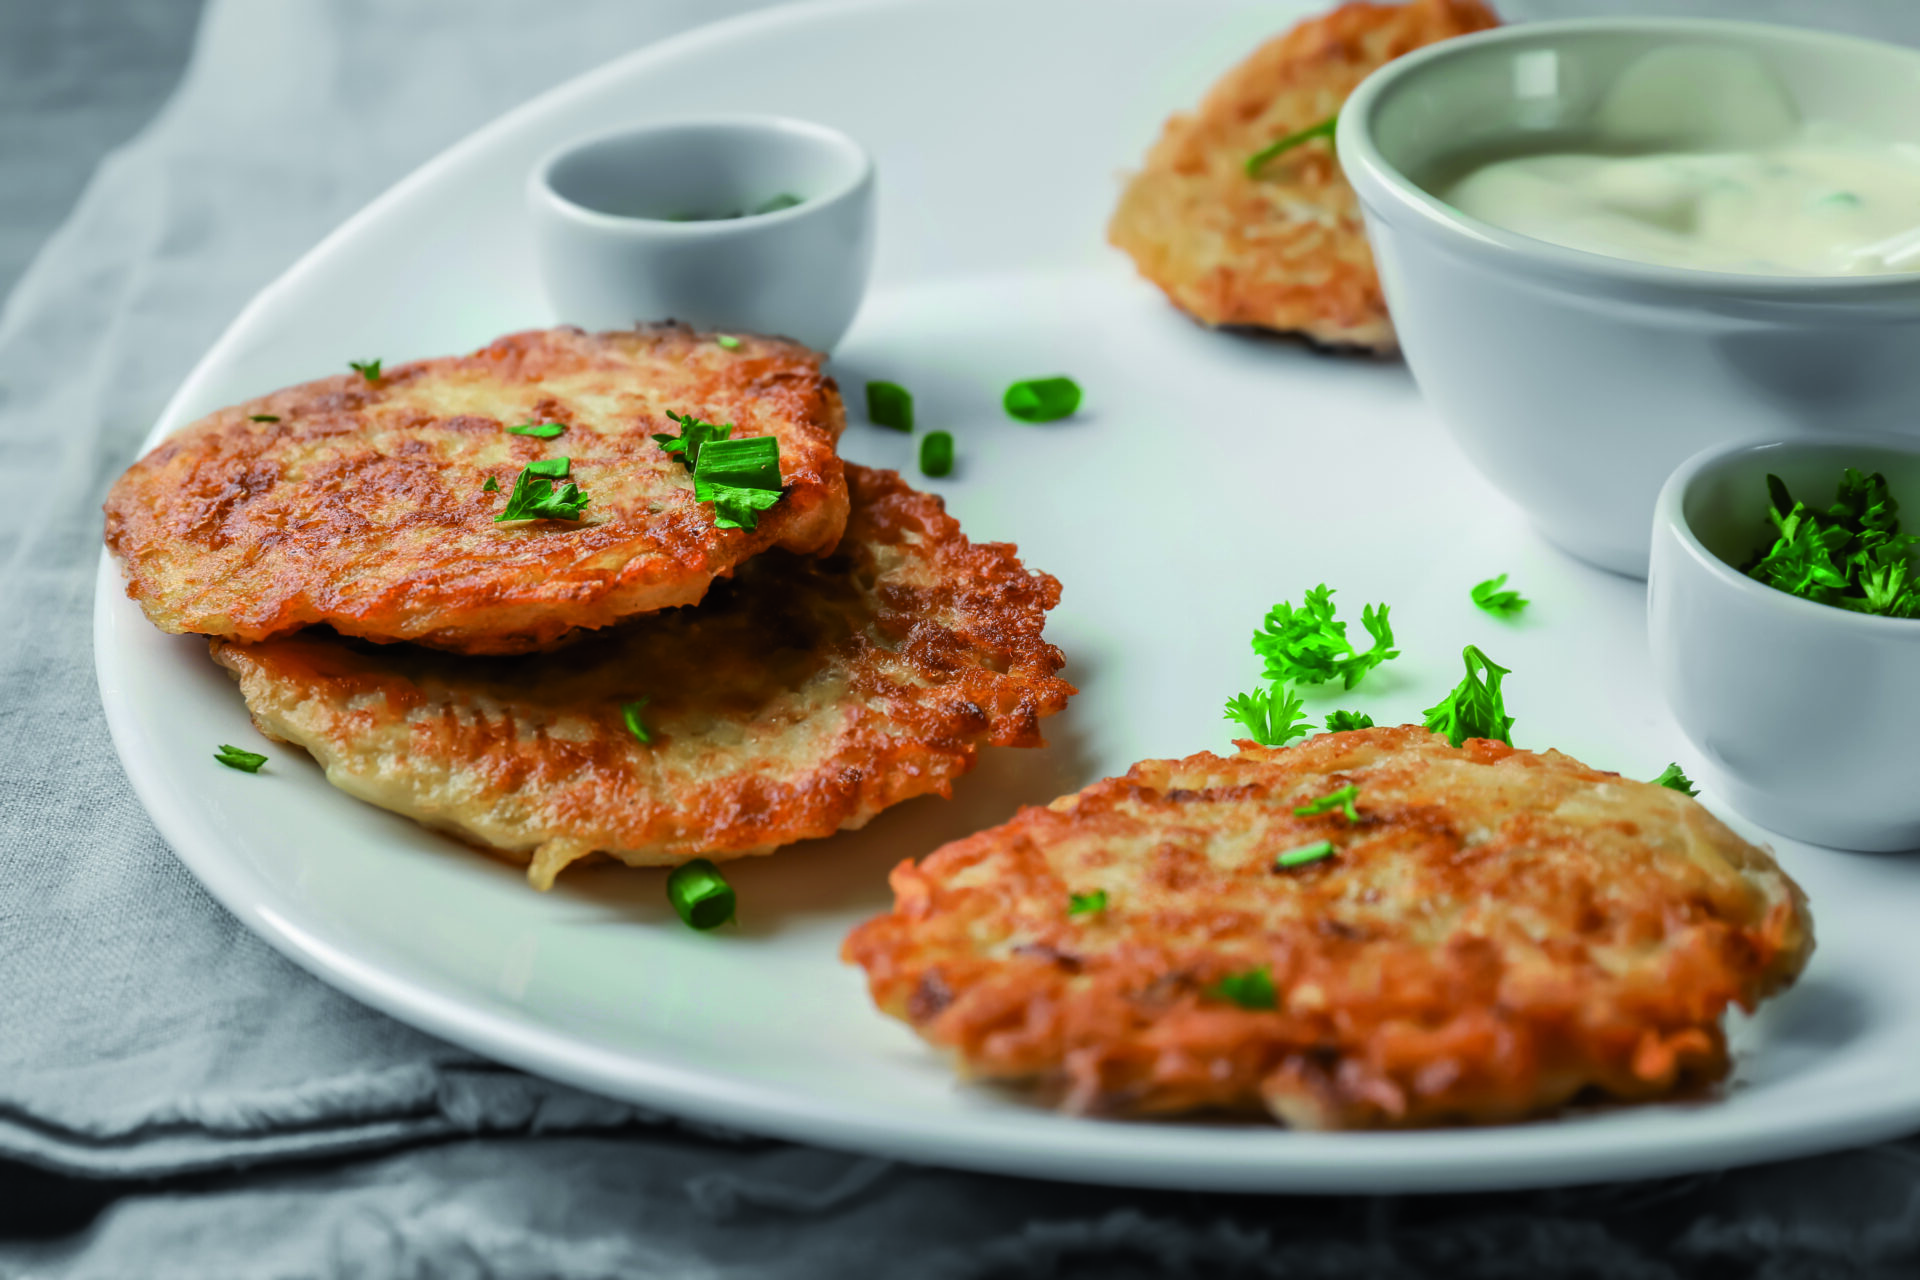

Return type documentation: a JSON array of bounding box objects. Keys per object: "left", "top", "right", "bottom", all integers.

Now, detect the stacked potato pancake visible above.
[{"left": 105, "top": 324, "right": 1074, "bottom": 887}]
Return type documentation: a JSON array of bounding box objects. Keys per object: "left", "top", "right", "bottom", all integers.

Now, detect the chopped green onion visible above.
[
  {"left": 1224, "top": 682, "right": 1309, "bottom": 746},
  {"left": 495, "top": 461, "right": 590, "bottom": 522},
  {"left": 348, "top": 359, "right": 382, "bottom": 383},
  {"left": 667, "top": 858, "right": 736, "bottom": 931},
  {"left": 1652, "top": 763, "right": 1697, "bottom": 797},
  {"left": 1294, "top": 783, "right": 1360, "bottom": 823},
  {"left": 1246, "top": 113, "right": 1338, "bottom": 176},
  {"left": 919, "top": 430, "right": 954, "bottom": 478},
  {"left": 482, "top": 476, "right": 498, "bottom": 493},
  {"left": 715, "top": 334, "right": 742, "bottom": 350},
  {"left": 623, "top": 699, "right": 652, "bottom": 745},
  {"left": 214, "top": 744, "right": 267, "bottom": 773},
  {"left": 1068, "top": 889, "right": 1108, "bottom": 917},
  {"left": 1275, "top": 840, "right": 1334, "bottom": 869},
  {"left": 1003, "top": 376, "right": 1081, "bottom": 423},
  {"left": 249, "top": 414, "right": 280, "bottom": 423},
  {"left": 693, "top": 435, "right": 785, "bottom": 530},
  {"left": 866, "top": 380, "right": 914, "bottom": 432},
  {"left": 1421, "top": 645, "right": 1515, "bottom": 747},
  {"left": 1208, "top": 966, "right": 1277, "bottom": 1010},
  {"left": 1324, "top": 710, "right": 1374, "bottom": 732},
  {"left": 508, "top": 421, "right": 567, "bottom": 439}
]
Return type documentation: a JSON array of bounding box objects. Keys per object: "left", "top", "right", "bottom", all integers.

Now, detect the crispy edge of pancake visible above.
[
  {"left": 1107, "top": 0, "right": 1500, "bottom": 349},
  {"left": 104, "top": 324, "right": 849, "bottom": 654},
  {"left": 843, "top": 726, "right": 1813, "bottom": 1128},
  {"left": 209, "top": 465, "right": 1076, "bottom": 889}
]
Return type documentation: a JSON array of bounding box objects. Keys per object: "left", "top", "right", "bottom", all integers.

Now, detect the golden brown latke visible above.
[
  {"left": 210, "top": 466, "right": 1075, "bottom": 890},
  {"left": 1108, "top": 0, "right": 1499, "bottom": 350},
  {"left": 844, "top": 726, "right": 1812, "bottom": 1129},
  {"left": 105, "top": 325, "right": 848, "bottom": 654}
]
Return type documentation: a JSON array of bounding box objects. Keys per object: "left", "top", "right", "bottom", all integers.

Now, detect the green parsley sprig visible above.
[
  {"left": 1253, "top": 585, "right": 1398, "bottom": 690},
  {"left": 653, "top": 410, "right": 733, "bottom": 470},
  {"left": 1208, "top": 966, "right": 1277, "bottom": 1010},
  {"left": 1652, "top": 763, "right": 1697, "bottom": 796},
  {"left": 1745, "top": 469, "right": 1919, "bottom": 617},
  {"left": 495, "top": 458, "right": 590, "bottom": 522},
  {"left": 348, "top": 359, "right": 382, "bottom": 383},
  {"left": 1421, "top": 645, "right": 1514, "bottom": 747},
  {"left": 1246, "top": 113, "right": 1337, "bottom": 176},
  {"left": 1224, "top": 682, "right": 1310, "bottom": 746},
  {"left": 1470, "top": 573, "right": 1529, "bottom": 618},
  {"left": 1324, "top": 709, "right": 1373, "bottom": 732}
]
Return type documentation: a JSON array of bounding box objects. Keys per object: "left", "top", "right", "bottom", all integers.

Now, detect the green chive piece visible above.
[
  {"left": 1324, "top": 710, "right": 1374, "bottom": 732},
  {"left": 1294, "top": 783, "right": 1360, "bottom": 823},
  {"left": 214, "top": 744, "right": 267, "bottom": 773},
  {"left": 1246, "top": 113, "right": 1338, "bottom": 176},
  {"left": 482, "top": 476, "right": 498, "bottom": 493},
  {"left": 1276, "top": 840, "right": 1334, "bottom": 870},
  {"left": 668, "top": 858, "right": 736, "bottom": 931},
  {"left": 693, "top": 436, "right": 785, "bottom": 531},
  {"left": 349, "top": 359, "right": 382, "bottom": 383},
  {"left": 715, "top": 334, "right": 742, "bottom": 350},
  {"left": 622, "top": 699, "right": 652, "bottom": 744},
  {"left": 753, "top": 193, "right": 804, "bottom": 215},
  {"left": 249, "top": 414, "right": 280, "bottom": 423},
  {"left": 1068, "top": 889, "right": 1108, "bottom": 917},
  {"left": 1003, "top": 376, "right": 1081, "bottom": 423},
  {"left": 1652, "top": 763, "right": 1698, "bottom": 797},
  {"left": 1470, "top": 572, "right": 1529, "bottom": 618},
  {"left": 866, "top": 380, "right": 914, "bottom": 432},
  {"left": 919, "top": 430, "right": 954, "bottom": 478},
  {"left": 507, "top": 421, "right": 567, "bottom": 439},
  {"left": 1209, "top": 966, "right": 1277, "bottom": 1010}
]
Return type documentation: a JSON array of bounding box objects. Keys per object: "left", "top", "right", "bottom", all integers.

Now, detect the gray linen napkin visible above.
[{"left": 5, "top": 1, "right": 1920, "bottom": 1276}]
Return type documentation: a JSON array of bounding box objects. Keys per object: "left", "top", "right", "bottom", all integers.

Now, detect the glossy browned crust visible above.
[
  {"left": 209, "top": 466, "right": 1075, "bottom": 889},
  {"left": 844, "top": 726, "right": 1813, "bottom": 1129},
  {"left": 105, "top": 325, "right": 849, "bottom": 653},
  {"left": 1107, "top": 0, "right": 1500, "bottom": 350}
]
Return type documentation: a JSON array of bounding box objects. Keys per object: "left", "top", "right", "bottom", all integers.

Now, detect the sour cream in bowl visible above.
[{"left": 1338, "top": 21, "right": 1920, "bottom": 577}]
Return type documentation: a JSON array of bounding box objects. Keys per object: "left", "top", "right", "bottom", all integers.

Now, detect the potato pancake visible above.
[
  {"left": 106, "top": 325, "right": 848, "bottom": 654},
  {"left": 210, "top": 466, "right": 1074, "bottom": 890},
  {"left": 1107, "top": 0, "right": 1499, "bottom": 350},
  {"left": 844, "top": 726, "right": 1812, "bottom": 1128}
]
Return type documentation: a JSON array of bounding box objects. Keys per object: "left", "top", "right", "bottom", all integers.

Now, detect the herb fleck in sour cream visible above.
[{"left": 1440, "top": 50, "right": 1920, "bottom": 276}]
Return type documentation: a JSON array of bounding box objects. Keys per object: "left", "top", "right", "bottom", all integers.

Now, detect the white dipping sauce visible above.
[{"left": 1440, "top": 49, "right": 1920, "bottom": 276}]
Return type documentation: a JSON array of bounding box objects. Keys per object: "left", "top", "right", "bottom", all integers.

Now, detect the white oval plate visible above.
[{"left": 94, "top": 0, "right": 1920, "bottom": 1192}]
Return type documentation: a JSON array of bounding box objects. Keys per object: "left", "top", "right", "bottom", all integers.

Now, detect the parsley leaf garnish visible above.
[
  {"left": 1421, "top": 645, "right": 1515, "bottom": 747},
  {"left": 1275, "top": 840, "right": 1334, "bottom": 870},
  {"left": 482, "top": 476, "right": 498, "bottom": 493},
  {"left": 1252, "top": 585, "right": 1398, "bottom": 690},
  {"left": 1652, "top": 763, "right": 1698, "bottom": 796},
  {"left": 715, "top": 334, "right": 741, "bottom": 350},
  {"left": 1224, "top": 682, "right": 1310, "bottom": 746},
  {"left": 693, "top": 436, "right": 785, "bottom": 530},
  {"left": 1470, "top": 573, "right": 1529, "bottom": 618},
  {"left": 1746, "top": 469, "right": 1920, "bottom": 617},
  {"left": 653, "top": 410, "right": 733, "bottom": 470},
  {"left": 495, "top": 459, "right": 590, "bottom": 522},
  {"left": 214, "top": 744, "right": 267, "bottom": 773},
  {"left": 1246, "top": 113, "right": 1338, "bottom": 176},
  {"left": 249, "top": 414, "right": 280, "bottom": 423},
  {"left": 1068, "top": 889, "right": 1108, "bottom": 917},
  {"left": 508, "top": 421, "right": 566, "bottom": 439},
  {"left": 622, "top": 699, "right": 652, "bottom": 744},
  {"left": 349, "top": 359, "right": 382, "bottom": 383},
  {"left": 1294, "top": 783, "right": 1360, "bottom": 823},
  {"left": 1208, "top": 967, "right": 1277, "bottom": 1010},
  {"left": 1324, "top": 710, "right": 1374, "bottom": 732}
]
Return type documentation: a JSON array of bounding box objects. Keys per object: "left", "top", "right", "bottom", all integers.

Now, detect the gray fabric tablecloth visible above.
[{"left": 4, "top": 1, "right": 1920, "bottom": 1275}]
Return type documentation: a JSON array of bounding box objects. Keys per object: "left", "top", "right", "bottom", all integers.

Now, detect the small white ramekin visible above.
[
  {"left": 1649, "top": 435, "right": 1920, "bottom": 851},
  {"left": 528, "top": 116, "right": 876, "bottom": 352},
  {"left": 1338, "top": 19, "right": 1920, "bottom": 578}
]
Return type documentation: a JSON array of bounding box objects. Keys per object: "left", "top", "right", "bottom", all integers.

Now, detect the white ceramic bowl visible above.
[
  {"left": 1649, "top": 435, "right": 1920, "bottom": 851},
  {"left": 1338, "top": 19, "right": 1920, "bottom": 578},
  {"left": 528, "top": 116, "right": 876, "bottom": 351}
]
